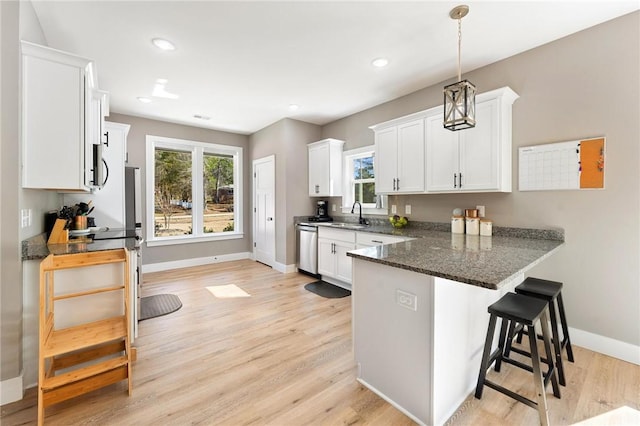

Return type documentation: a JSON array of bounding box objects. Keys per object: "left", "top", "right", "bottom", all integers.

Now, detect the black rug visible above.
[
  {"left": 304, "top": 281, "right": 351, "bottom": 298},
  {"left": 139, "top": 294, "right": 182, "bottom": 320}
]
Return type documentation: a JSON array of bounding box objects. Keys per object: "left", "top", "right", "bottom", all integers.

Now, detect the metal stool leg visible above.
[{"left": 528, "top": 321, "right": 551, "bottom": 426}]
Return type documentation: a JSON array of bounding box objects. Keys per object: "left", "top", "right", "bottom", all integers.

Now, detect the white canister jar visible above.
[
  {"left": 451, "top": 216, "right": 465, "bottom": 234},
  {"left": 480, "top": 219, "right": 493, "bottom": 237},
  {"left": 465, "top": 217, "right": 480, "bottom": 235}
]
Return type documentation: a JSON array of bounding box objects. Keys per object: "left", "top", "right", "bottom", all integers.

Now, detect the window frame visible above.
[
  {"left": 342, "top": 146, "right": 387, "bottom": 216},
  {"left": 145, "top": 135, "right": 243, "bottom": 246}
]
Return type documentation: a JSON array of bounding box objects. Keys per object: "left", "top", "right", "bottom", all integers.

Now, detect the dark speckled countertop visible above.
[
  {"left": 295, "top": 216, "right": 564, "bottom": 290},
  {"left": 22, "top": 232, "right": 138, "bottom": 261},
  {"left": 346, "top": 229, "right": 563, "bottom": 290}
]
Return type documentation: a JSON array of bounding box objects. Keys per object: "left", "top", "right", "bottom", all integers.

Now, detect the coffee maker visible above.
[{"left": 309, "top": 200, "right": 332, "bottom": 222}]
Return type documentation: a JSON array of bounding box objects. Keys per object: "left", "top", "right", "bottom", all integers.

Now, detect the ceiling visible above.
[{"left": 29, "top": 1, "right": 639, "bottom": 135}]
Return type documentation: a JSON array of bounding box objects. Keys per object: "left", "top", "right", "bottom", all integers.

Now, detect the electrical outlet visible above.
[
  {"left": 21, "top": 209, "right": 31, "bottom": 228},
  {"left": 476, "top": 205, "right": 485, "bottom": 218},
  {"left": 396, "top": 289, "right": 417, "bottom": 311},
  {"left": 391, "top": 205, "right": 397, "bottom": 214},
  {"left": 332, "top": 204, "right": 336, "bottom": 212},
  {"left": 405, "top": 204, "right": 411, "bottom": 215}
]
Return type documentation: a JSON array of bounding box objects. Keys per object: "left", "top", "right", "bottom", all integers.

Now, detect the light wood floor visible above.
[{"left": 2, "top": 259, "right": 639, "bottom": 425}]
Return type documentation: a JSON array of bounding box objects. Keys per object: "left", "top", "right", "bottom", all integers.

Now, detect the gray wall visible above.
[
  {"left": 1, "top": 0, "right": 22, "bottom": 384},
  {"left": 322, "top": 12, "right": 640, "bottom": 346},
  {"left": 250, "top": 118, "right": 321, "bottom": 265},
  {"left": 108, "top": 113, "right": 251, "bottom": 265}
]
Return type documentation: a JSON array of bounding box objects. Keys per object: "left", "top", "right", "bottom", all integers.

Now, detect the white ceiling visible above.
[{"left": 30, "top": 1, "right": 639, "bottom": 135}]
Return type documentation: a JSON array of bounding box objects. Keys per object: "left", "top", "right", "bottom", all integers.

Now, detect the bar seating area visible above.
[{"left": 475, "top": 277, "right": 575, "bottom": 426}]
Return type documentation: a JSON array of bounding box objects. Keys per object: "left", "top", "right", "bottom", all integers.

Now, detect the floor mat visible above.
[
  {"left": 304, "top": 281, "right": 351, "bottom": 298},
  {"left": 139, "top": 294, "right": 182, "bottom": 320}
]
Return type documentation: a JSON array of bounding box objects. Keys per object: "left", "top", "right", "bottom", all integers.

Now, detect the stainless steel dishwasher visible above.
[{"left": 297, "top": 223, "right": 318, "bottom": 276}]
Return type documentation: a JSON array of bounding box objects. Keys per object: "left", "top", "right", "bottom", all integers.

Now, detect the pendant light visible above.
[{"left": 443, "top": 5, "right": 476, "bottom": 131}]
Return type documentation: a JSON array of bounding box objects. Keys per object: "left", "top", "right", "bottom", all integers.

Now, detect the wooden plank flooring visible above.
[{"left": 2, "top": 259, "right": 639, "bottom": 425}]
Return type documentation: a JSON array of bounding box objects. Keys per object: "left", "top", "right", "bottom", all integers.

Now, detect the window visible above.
[
  {"left": 146, "top": 135, "right": 243, "bottom": 246},
  {"left": 342, "top": 146, "right": 386, "bottom": 215}
]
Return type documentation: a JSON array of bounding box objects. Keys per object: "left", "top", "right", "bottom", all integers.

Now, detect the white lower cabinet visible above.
[{"left": 318, "top": 227, "right": 356, "bottom": 287}]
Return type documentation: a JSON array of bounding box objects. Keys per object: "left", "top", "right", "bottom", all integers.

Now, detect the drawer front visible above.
[
  {"left": 356, "top": 232, "right": 406, "bottom": 246},
  {"left": 318, "top": 227, "right": 356, "bottom": 243}
]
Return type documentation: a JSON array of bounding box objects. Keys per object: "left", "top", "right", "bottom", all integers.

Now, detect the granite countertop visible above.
[
  {"left": 347, "top": 231, "right": 563, "bottom": 290},
  {"left": 22, "top": 233, "right": 137, "bottom": 261}
]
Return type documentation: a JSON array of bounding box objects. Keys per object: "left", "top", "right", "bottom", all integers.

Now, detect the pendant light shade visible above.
[{"left": 444, "top": 5, "right": 476, "bottom": 131}]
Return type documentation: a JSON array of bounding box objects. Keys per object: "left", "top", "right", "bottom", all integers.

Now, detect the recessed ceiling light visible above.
[
  {"left": 371, "top": 57, "right": 389, "bottom": 68},
  {"left": 152, "top": 38, "right": 176, "bottom": 51},
  {"left": 289, "top": 104, "right": 300, "bottom": 111},
  {"left": 137, "top": 97, "right": 152, "bottom": 103}
]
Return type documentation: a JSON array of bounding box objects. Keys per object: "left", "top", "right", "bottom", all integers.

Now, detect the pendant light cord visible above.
[{"left": 457, "top": 17, "right": 462, "bottom": 82}]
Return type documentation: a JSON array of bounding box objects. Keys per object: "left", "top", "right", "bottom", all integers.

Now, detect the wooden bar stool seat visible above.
[
  {"left": 507, "top": 277, "right": 574, "bottom": 386},
  {"left": 475, "top": 292, "right": 560, "bottom": 426}
]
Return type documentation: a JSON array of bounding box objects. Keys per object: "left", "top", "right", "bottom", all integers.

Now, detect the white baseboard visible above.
[
  {"left": 0, "top": 373, "right": 24, "bottom": 405},
  {"left": 570, "top": 327, "right": 640, "bottom": 365},
  {"left": 142, "top": 252, "right": 251, "bottom": 273}
]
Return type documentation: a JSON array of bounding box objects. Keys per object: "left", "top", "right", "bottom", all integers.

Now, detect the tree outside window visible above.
[
  {"left": 147, "top": 135, "right": 243, "bottom": 245},
  {"left": 353, "top": 154, "right": 376, "bottom": 207}
]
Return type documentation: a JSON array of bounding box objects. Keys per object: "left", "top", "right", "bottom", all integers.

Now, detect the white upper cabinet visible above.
[
  {"left": 308, "top": 138, "right": 344, "bottom": 197},
  {"left": 21, "top": 41, "right": 109, "bottom": 192},
  {"left": 372, "top": 117, "right": 425, "bottom": 194},
  {"left": 426, "top": 87, "right": 519, "bottom": 193}
]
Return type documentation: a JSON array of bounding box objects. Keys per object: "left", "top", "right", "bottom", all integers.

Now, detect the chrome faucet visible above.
[{"left": 351, "top": 201, "right": 368, "bottom": 225}]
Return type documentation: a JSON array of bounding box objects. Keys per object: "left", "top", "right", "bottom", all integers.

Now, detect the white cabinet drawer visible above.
[
  {"left": 356, "top": 232, "right": 406, "bottom": 246},
  {"left": 319, "top": 227, "right": 356, "bottom": 243}
]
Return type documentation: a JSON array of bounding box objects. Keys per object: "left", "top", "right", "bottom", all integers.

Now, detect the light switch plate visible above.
[
  {"left": 405, "top": 205, "right": 411, "bottom": 215},
  {"left": 391, "top": 205, "right": 397, "bottom": 214},
  {"left": 476, "top": 205, "right": 485, "bottom": 218}
]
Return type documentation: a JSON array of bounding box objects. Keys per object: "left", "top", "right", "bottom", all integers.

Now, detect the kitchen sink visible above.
[{"left": 328, "top": 223, "right": 369, "bottom": 229}]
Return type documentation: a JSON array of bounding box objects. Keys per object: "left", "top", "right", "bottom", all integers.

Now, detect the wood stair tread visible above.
[
  {"left": 43, "top": 316, "right": 127, "bottom": 357},
  {"left": 42, "top": 355, "right": 129, "bottom": 390}
]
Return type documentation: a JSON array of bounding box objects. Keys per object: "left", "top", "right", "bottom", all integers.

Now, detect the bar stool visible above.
[
  {"left": 475, "top": 292, "right": 560, "bottom": 426},
  {"left": 507, "top": 277, "right": 574, "bottom": 386}
]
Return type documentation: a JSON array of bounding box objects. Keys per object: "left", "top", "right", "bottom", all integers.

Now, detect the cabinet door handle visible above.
[
  {"left": 103, "top": 131, "right": 109, "bottom": 147},
  {"left": 393, "top": 178, "right": 397, "bottom": 191},
  {"left": 315, "top": 184, "right": 319, "bottom": 194},
  {"left": 396, "top": 178, "right": 400, "bottom": 191},
  {"left": 459, "top": 173, "right": 462, "bottom": 188},
  {"left": 453, "top": 173, "right": 457, "bottom": 188},
  {"left": 372, "top": 240, "right": 383, "bottom": 244}
]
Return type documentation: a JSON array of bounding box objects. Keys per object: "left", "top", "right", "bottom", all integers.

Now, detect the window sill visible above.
[
  {"left": 146, "top": 232, "right": 244, "bottom": 247},
  {"left": 340, "top": 207, "right": 388, "bottom": 216}
]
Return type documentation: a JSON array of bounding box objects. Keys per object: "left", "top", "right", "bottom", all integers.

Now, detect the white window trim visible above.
[
  {"left": 342, "top": 146, "right": 387, "bottom": 216},
  {"left": 145, "top": 135, "right": 243, "bottom": 246}
]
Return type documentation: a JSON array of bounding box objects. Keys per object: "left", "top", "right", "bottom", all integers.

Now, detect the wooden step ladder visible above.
[{"left": 38, "top": 249, "right": 132, "bottom": 425}]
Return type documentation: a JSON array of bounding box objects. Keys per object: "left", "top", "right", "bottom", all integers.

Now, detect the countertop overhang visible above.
[{"left": 347, "top": 230, "right": 563, "bottom": 290}]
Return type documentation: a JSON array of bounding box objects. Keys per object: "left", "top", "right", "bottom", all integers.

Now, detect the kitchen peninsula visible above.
[{"left": 347, "top": 228, "right": 563, "bottom": 426}]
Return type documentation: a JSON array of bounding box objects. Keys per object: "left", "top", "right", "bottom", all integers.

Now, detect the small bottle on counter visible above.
[
  {"left": 465, "top": 217, "right": 480, "bottom": 235},
  {"left": 451, "top": 216, "right": 465, "bottom": 234},
  {"left": 480, "top": 219, "right": 493, "bottom": 237}
]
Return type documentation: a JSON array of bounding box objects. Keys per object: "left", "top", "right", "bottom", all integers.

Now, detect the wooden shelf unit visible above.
[{"left": 38, "top": 249, "right": 132, "bottom": 425}]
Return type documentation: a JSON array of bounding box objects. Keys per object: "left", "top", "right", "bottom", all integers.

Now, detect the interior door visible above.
[{"left": 253, "top": 156, "right": 276, "bottom": 267}]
